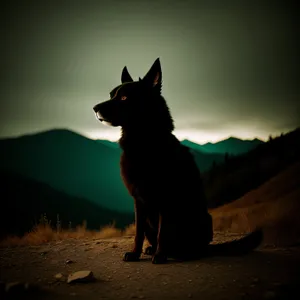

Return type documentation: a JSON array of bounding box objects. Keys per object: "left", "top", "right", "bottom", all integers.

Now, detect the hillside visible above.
[
  {"left": 104, "top": 137, "right": 264, "bottom": 155},
  {"left": 0, "top": 129, "right": 231, "bottom": 215},
  {"left": 203, "top": 128, "right": 300, "bottom": 208},
  {"left": 211, "top": 160, "right": 300, "bottom": 246},
  {"left": 0, "top": 171, "right": 134, "bottom": 239},
  {"left": 185, "top": 148, "right": 225, "bottom": 173},
  {"left": 181, "top": 137, "right": 264, "bottom": 155},
  {"left": 0, "top": 129, "right": 133, "bottom": 212},
  {"left": 96, "top": 139, "right": 121, "bottom": 150},
  {"left": 0, "top": 128, "right": 298, "bottom": 216}
]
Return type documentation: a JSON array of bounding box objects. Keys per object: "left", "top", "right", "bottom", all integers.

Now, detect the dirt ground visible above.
[{"left": 1, "top": 232, "right": 300, "bottom": 300}]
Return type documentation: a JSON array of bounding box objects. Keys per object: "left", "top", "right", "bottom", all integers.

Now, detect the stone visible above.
[
  {"left": 67, "top": 270, "right": 95, "bottom": 284},
  {"left": 54, "top": 273, "right": 64, "bottom": 280}
]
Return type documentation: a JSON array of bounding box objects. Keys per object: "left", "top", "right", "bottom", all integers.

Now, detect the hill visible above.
[
  {"left": 181, "top": 137, "right": 264, "bottom": 155},
  {"left": 0, "top": 171, "right": 134, "bottom": 239},
  {"left": 0, "top": 128, "right": 298, "bottom": 215},
  {"left": 203, "top": 128, "right": 300, "bottom": 208},
  {"left": 211, "top": 160, "right": 300, "bottom": 246},
  {"left": 0, "top": 129, "right": 229, "bottom": 214},
  {"left": 187, "top": 147, "right": 225, "bottom": 173},
  {"left": 0, "top": 129, "right": 133, "bottom": 212},
  {"left": 96, "top": 139, "right": 121, "bottom": 150}
]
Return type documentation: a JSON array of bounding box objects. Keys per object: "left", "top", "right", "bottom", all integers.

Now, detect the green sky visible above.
[{"left": 1, "top": 0, "right": 299, "bottom": 143}]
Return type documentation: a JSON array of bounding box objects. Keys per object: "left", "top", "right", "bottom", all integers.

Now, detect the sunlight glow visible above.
[{"left": 85, "top": 128, "right": 268, "bottom": 144}]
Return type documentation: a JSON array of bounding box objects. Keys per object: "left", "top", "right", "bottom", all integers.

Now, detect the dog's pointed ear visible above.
[
  {"left": 121, "top": 66, "right": 133, "bottom": 83},
  {"left": 139, "top": 77, "right": 142, "bottom": 81},
  {"left": 142, "top": 58, "right": 162, "bottom": 93}
]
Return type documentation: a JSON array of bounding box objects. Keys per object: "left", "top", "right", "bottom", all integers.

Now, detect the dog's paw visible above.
[
  {"left": 144, "top": 246, "right": 155, "bottom": 256},
  {"left": 123, "top": 252, "right": 141, "bottom": 262},
  {"left": 152, "top": 252, "right": 168, "bottom": 264}
]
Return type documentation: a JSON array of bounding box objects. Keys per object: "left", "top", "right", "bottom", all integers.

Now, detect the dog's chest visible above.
[
  {"left": 121, "top": 151, "right": 164, "bottom": 178},
  {"left": 120, "top": 151, "right": 172, "bottom": 197}
]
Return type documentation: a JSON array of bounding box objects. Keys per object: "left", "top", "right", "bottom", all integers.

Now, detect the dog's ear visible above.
[
  {"left": 121, "top": 66, "right": 133, "bottom": 83},
  {"left": 142, "top": 58, "right": 162, "bottom": 93}
]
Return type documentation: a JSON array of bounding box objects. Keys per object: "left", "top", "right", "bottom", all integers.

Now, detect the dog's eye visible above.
[{"left": 121, "top": 96, "right": 127, "bottom": 101}]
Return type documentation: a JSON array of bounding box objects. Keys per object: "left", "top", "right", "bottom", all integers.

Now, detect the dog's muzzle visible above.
[
  {"left": 95, "top": 111, "right": 104, "bottom": 122},
  {"left": 93, "top": 104, "right": 104, "bottom": 122}
]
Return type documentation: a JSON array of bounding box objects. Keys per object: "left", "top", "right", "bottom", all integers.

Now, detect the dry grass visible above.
[
  {"left": 123, "top": 223, "right": 136, "bottom": 236},
  {"left": 0, "top": 221, "right": 135, "bottom": 247}
]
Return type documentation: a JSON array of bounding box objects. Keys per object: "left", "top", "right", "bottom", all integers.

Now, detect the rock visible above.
[
  {"left": 54, "top": 273, "right": 64, "bottom": 280},
  {"left": 67, "top": 270, "right": 95, "bottom": 284}
]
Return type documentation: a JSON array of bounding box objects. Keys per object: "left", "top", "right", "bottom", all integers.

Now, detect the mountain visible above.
[
  {"left": 203, "top": 128, "right": 300, "bottom": 208},
  {"left": 0, "top": 129, "right": 133, "bottom": 212},
  {"left": 0, "top": 129, "right": 229, "bottom": 214},
  {"left": 97, "top": 137, "right": 263, "bottom": 156},
  {"left": 182, "top": 137, "right": 264, "bottom": 155},
  {"left": 96, "top": 139, "right": 120, "bottom": 150},
  {"left": 0, "top": 171, "right": 134, "bottom": 239},
  {"left": 0, "top": 128, "right": 295, "bottom": 216},
  {"left": 187, "top": 148, "right": 225, "bottom": 173}
]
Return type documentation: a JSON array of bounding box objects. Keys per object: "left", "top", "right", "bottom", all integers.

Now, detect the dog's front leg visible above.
[
  {"left": 152, "top": 214, "right": 168, "bottom": 264},
  {"left": 123, "top": 197, "right": 146, "bottom": 262}
]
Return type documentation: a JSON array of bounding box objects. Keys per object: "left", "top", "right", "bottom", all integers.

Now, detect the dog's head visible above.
[{"left": 93, "top": 58, "right": 171, "bottom": 129}]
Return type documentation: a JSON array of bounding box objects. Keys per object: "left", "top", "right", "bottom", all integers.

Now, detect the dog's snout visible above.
[
  {"left": 94, "top": 110, "right": 104, "bottom": 121},
  {"left": 93, "top": 99, "right": 119, "bottom": 126},
  {"left": 93, "top": 104, "right": 100, "bottom": 112},
  {"left": 93, "top": 102, "right": 107, "bottom": 122}
]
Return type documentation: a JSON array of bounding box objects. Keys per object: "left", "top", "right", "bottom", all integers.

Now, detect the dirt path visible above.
[{"left": 1, "top": 232, "right": 300, "bottom": 300}]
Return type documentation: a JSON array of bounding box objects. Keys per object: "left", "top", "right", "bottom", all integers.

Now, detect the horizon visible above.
[
  {"left": 1, "top": 1, "right": 299, "bottom": 144},
  {"left": 1, "top": 126, "right": 288, "bottom": 145}
]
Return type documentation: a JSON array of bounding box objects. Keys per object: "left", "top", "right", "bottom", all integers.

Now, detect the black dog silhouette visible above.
[{"left": 93, "top": 58, "right": 263, "bottom": 264}]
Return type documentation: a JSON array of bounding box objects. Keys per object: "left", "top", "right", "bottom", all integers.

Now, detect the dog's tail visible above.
[{"left": 206, "top": 228, "right": 263, "bottom": 257}]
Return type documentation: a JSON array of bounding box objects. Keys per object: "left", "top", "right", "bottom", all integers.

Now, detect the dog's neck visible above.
[{"left": 119, "top": 126, "right": 179, "bottom": 154}]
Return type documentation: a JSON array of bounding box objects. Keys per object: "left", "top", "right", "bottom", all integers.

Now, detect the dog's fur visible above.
[{"left": 93, "top": 58, "right": 263, "bottom": 264}]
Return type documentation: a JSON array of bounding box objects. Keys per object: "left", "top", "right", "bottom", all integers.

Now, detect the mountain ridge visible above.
[
  {"left": 0, "top": 128, "right": 133, "bottom": 212},
  {"left": 181, "top": 136, "right": 264, "bottom": 155}
]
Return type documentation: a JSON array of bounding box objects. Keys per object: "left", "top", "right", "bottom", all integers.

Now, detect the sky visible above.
[{"left": 1, "top": 0, "right": 299, "bottom": 144}]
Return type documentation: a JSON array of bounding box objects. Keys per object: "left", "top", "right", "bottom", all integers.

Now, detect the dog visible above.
[{"left": 93, "top": 58, "right": 263, "bottom": 264}]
